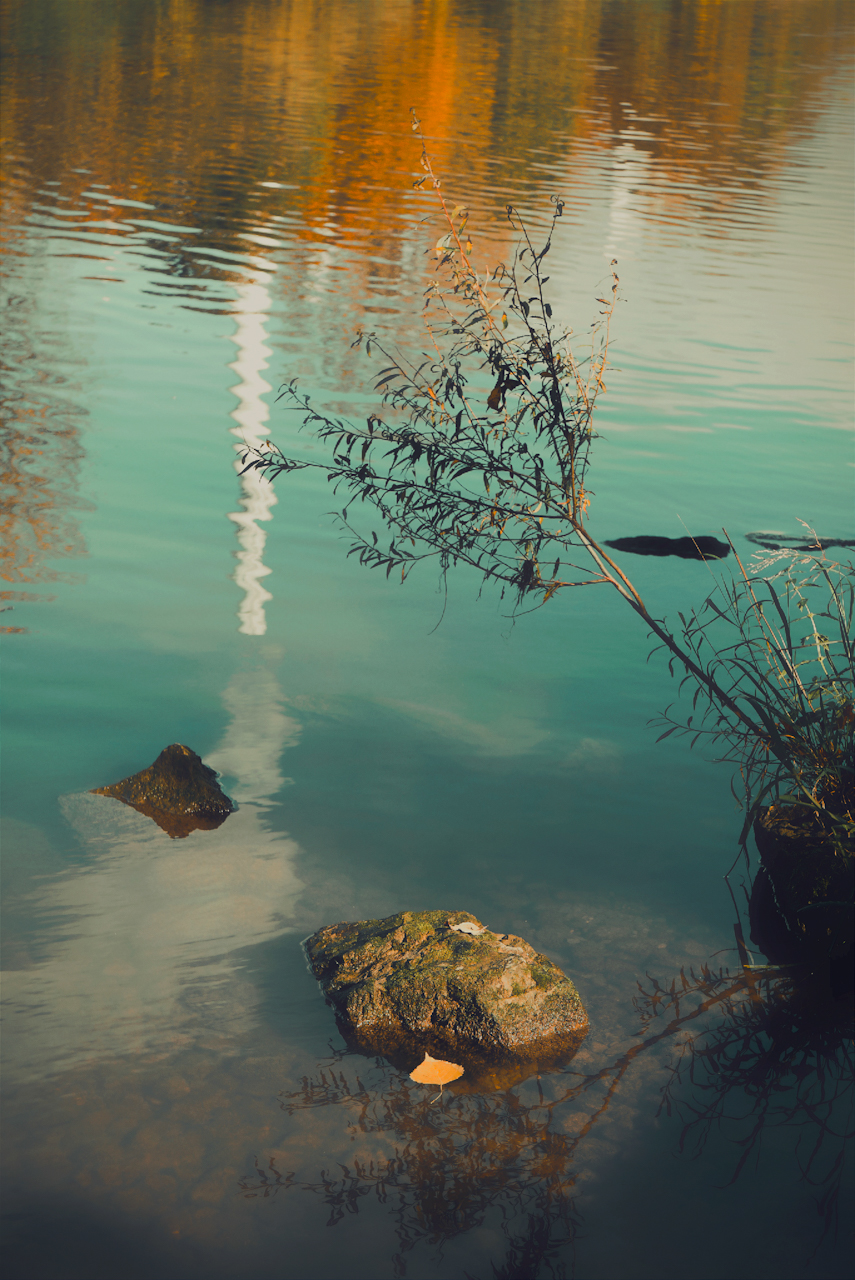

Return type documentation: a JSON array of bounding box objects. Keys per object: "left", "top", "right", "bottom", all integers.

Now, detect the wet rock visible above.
[
  {"left": 92, "top": 743, "right": 234, "bottom": 839},
  {"left": 750, "top": 805, "right": 853, "bottom": 996},
  {"left": 604, "top": 534, "right": 730, "bottom": 560},
  {"left": 305, "top": 910, "right": 588, "bottom": 1085}
]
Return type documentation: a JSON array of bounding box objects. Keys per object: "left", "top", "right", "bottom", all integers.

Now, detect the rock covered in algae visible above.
[
  {"left": 92, "top": 743, "right": 234, "bottom": 839},
  {"left": 304, "top": 910, "right": 588, "bottom": 1074}
]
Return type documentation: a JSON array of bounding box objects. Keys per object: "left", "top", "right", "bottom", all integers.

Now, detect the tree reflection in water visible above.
[
  {"left": 239, "top": 960, "right": 853, "bottom": 1278},
  {"left": 244, "top": 1063, "right": 581, "bottom": 1279},
  {"left": 641, "top": 966, "right": 854, "bottom": 1246}
]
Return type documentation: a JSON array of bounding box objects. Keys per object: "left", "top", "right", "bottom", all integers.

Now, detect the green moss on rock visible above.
[{"left": 304, "top": 910, "right": 588, "bottom": 1063}]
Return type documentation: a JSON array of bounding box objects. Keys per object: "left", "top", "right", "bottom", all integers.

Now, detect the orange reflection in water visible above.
[
  {"left": 2, "top": 0, "right": 850, "bottom": 231},
  {"left": 1, "top": 0, "right": 851, "bottom": 607},
  {"left": 0, "top": 304, "right": 88, "bottom": 601}
]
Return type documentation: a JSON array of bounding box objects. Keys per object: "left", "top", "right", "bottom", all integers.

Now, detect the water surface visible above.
[{"left": 2, "top": 3, "right": 853, "bottom": 1277}]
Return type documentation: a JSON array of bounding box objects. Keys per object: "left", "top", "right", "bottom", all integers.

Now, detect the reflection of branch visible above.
[
  {"left": 240, "top": 1067, "right": 581, "bottom": 1276},
  {"left": 542, "top": 966, "right": 750, "bottom": 1149},
  {"left": 239, "top": 964, "right": 852, "bottom": 1275},
  {"left": 643, "top": 968, "right": 854, "bottom": 1248},
  {"left": 238, "top": 975, "right": 750, "bottom": 1273}
]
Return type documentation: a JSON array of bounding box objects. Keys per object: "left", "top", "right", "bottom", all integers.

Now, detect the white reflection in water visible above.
[
  {"left": 206, "top": 666, "right": 300, "bottom": 804},
  {"left": 227, "top": 277, "right": 277, "bottom": 636},
  {"left": 604, "top": 141, "right": 651, "bottom": 261},
  {"left": 1, "top": 668, "right": 302, "bottom": 1082}
]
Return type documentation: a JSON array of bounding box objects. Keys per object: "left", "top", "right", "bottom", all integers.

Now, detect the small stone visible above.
[{"left": 92, "top": 743, "right": 234, "bottom": 839}]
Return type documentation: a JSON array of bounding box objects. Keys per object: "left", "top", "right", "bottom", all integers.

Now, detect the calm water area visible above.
[{"left": 1, "top": 2, "right": 853, "bottom": 1277}]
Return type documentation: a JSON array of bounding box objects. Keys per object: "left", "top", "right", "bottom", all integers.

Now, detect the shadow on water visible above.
[
  {"left": 240, "top": 955, "right": 853, "bottom": 1279},
  {"left": 1, "top": 1200, "right": 186, "bottom": 1280}
]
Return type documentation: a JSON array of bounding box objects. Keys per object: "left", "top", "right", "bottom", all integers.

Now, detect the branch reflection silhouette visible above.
[
  {"left": 245, "top": 1063, "right": 581, "bottom": 1279},
  {"left": 638, "top": 965, "right": 854, "bottom": 1245},
  {"left": 240, "top": 955, "right": 853, "bottom": 1277}
]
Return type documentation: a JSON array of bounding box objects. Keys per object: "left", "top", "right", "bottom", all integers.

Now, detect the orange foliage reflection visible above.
[
  {"left": 1, "top": 0, "right": 851, "bottom": 607},
  {"left": 3, "top": 0, "right": 851, "bottom": 233},
  {"left": 0, "top": 284, "right": 89, "bottom": 599}
]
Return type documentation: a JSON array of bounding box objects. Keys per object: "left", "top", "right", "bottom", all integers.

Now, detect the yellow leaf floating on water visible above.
[{"left": 410, "top": 1053, "right": 464, "bottom": 1102}]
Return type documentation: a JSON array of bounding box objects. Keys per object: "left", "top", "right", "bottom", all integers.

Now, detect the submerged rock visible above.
[
  {"left": 604, "top": 534, "right": 730, "bottom": 560},
  {"left": 305, "top": 910, "right": 588, "bottom": 1087},
  {"left": 92, "top": 743, "right": 234, "bottom": 839},
  {"left": 745, "top": 531, "right": 855, "bottom": 551}
]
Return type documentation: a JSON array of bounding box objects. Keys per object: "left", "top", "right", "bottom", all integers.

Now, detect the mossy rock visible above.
[
  {"left": 305, "top": 910, "right": 588, "bottom": 1079},
  {"left": 92, "top": 743, "right": 234, "bottom": 839}
]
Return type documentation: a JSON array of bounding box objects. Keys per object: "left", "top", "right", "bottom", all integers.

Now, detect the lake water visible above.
[{"left": 2, "top": 2, "right": 853, "bottom": 1277}]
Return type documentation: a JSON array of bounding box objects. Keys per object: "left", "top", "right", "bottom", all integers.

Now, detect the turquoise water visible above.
[{"left": 2, "top": 3, "right": 853, "bottom": 1277}]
